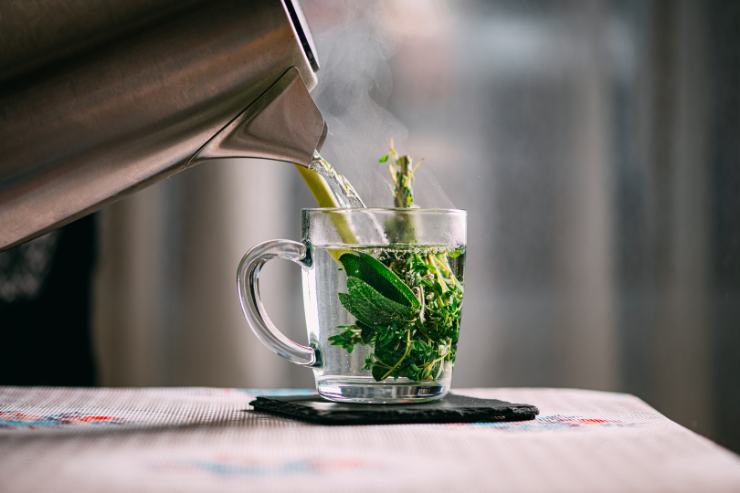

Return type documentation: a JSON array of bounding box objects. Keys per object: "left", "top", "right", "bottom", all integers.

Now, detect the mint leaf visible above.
[
  {"left": 339, "top": 252, "right": 420, "bottom": 310},
  {"left": 338, "top": 277, "right": 418, "bottom": 327}
]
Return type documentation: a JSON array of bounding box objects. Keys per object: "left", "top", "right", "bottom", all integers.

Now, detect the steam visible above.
[{"left": 310, "top": 2, "right": 454, "bottom": 209}]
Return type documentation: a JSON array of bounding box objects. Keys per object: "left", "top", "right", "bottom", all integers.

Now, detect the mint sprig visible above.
[{"left": 328, "top": 145, "right": 464, "bottom": 383}]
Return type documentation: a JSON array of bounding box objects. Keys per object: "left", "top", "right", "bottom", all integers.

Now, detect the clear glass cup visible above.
[{"left": 237, "top": 208, "right": 466, "bottom": 403}]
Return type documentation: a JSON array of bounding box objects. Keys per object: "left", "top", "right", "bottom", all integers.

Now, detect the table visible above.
[{"left": 1, "top": 387, "right": 739, "bottom": 492}]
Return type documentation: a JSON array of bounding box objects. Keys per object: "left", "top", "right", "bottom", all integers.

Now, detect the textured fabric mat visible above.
[{"left": 1, "top": 387, "right": 739, "bottom": 492}]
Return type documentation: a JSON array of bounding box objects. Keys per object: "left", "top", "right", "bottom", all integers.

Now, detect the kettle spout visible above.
[{"left": 192, "top": 67, "right": 326, "bottom": 167}]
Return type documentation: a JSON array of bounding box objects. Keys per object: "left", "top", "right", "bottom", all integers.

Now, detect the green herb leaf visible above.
[
  {"left": 371, "top": 364, "right": 388, "bottom": 381},
  {"left": 339, "top": 252, "right": 420, "bottom": 309},
  {"left": 328, "top": 327, "right": 362, "bottom": 352},
  {"left": 338, "top": 277, "right": 418, "bottom": 327}
]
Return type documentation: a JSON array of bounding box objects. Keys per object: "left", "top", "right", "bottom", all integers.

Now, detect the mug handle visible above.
[{"left": 236, "top": 240, "right": 318, "bottom": 367}]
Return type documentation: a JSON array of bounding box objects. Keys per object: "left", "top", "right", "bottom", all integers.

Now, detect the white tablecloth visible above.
[{"left": 1, "top": 387, "right": 739, "bottom": 492}]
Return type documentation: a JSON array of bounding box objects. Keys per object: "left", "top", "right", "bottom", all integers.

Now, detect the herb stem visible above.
[
  {"left": 380, "top": 327, "right": 412, "bottom": 380},
  {"left": 428, "top": 254, "right": 448, "bottom": 293},
  {"left": 431, "top": 253, "right": 464, "bottom": 291},
  {"left": 295, "top": 164, "right": 358, "bottom": 254}
]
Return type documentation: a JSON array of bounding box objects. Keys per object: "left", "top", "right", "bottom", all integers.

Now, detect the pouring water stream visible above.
[
  {"left": 305, "top": 151, "right": 365, "bottom": 208},
  {"left": 296, "top": 151, "right": 385, "bottom": 246}
]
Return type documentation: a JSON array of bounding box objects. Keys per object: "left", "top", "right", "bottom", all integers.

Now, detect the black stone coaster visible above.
[{"left": 249, "top": 393, "right": 539, "bottom": 425}]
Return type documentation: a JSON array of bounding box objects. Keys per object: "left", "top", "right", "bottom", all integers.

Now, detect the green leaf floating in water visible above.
[
  {"left": 338, "top": 251, "right": 420, "bottom": 310},
  {"left": 338, "top": 277, "right": 418, "bottom": 327}
]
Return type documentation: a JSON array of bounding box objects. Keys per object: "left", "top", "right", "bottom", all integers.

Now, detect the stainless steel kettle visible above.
[{"left": 0, "top": 0, "right": 325, "bottom": 250}]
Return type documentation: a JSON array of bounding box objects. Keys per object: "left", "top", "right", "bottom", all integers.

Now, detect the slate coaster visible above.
[{"left": 249, "top": 393, "right": 539, "bottom": 425}]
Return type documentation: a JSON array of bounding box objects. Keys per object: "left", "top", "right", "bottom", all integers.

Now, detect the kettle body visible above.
[{"left": 0, "top": 0, "right": 323, "bottom": 249}]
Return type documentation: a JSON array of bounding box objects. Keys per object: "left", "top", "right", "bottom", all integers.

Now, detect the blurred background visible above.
[{"left": 2, "top": 0, "right": 739, "bottom": 453}]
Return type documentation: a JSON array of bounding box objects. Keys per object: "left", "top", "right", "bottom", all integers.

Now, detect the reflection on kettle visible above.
[{"left": 0, "top": 0, "right": 324, "bottom": 250}]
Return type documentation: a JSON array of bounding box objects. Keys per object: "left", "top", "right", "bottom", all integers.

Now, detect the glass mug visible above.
[{"left": 237, "top": 208, "right": 466, "bottom": 403}]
